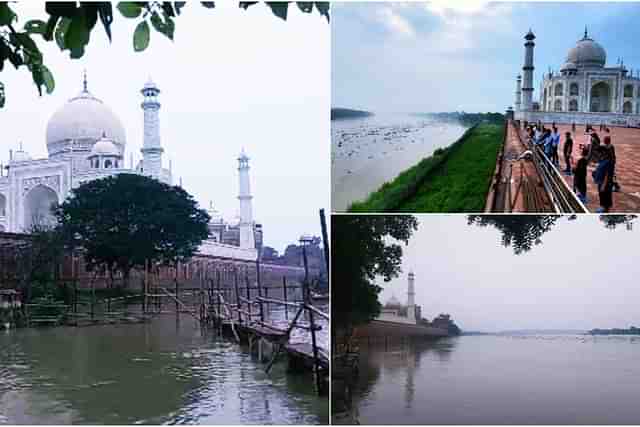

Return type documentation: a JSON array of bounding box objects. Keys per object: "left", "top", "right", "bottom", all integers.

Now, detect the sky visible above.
[
  {"left": 1, "top": 2, "right": 330, "bottom": 254},
  {"left": 332, "top": 2, "right": 640, "bottom": 113},
  {"left": 378, "top": 215, "right": 639, "bottom": 332}
]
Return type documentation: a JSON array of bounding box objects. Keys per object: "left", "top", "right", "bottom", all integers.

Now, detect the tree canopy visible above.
[
  {"left": 0, "top": 1, "right": 330, "bottom": 108},
  {"left": 331, "top": 215, "right": 418, "bottom": 328},
  {"left": 54, "top": 173, "right": 210, "bottom": 286},
  {"left": 467, "top": 215, "right": 560, "bottom": 255}
]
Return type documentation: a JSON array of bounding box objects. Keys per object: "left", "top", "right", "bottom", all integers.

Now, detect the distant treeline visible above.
[
  {"left": 589, "top": 327, "right": 640, "bottom": 335},
  {"left": 331, "top": 107, "right": 373, "bottom": 120},
  {"left": 415, "top": 112, "right": 505, "bottom": 127}
]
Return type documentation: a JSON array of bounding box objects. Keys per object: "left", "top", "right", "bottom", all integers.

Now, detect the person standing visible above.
[
  {"left": 593, "top": 145, "right": 614, "bottom": 213},
  {"left": 573, "top": 146, "right": 589, "bottom": 204},
  {"left": 603, "top": 135, "right": 619, "bottom": 192},
  {"left": 551, "top": 126, "right": 560, "bottom": 166},
  {"left": 563, "top": 132, "right": 573, "bottom": 175}
]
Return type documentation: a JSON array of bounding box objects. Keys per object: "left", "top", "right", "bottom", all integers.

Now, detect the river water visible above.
[
  {"left": 352, "top": 334, "right": 640, "bottom": 425},
  {"left": 0, "top": 314, "right": 328, "bottom": 425},
  {"left": 331, "top": 113, "right": 467, "bottom": 211}
]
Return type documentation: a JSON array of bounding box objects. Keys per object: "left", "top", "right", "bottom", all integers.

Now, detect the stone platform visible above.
[{"left": 545, "top": 124, "right": 640, "bottom": 212}]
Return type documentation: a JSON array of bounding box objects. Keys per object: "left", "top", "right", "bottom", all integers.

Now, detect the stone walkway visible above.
[{"left": 550, "top": 124, "right": 640, "bottom": 212}]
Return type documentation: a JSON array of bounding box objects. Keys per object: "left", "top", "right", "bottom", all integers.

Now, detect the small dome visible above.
[
  {"left": 385, "top": 294, "right": 402, "bottom": 309},
  {"left": 561, "top": 61, "right": 577, "bottom": 72},
  {"left": 566, "top": 30, "right": 606, "bottom": 68},
  {"left": 89, "top": 135, "right": 120, "bottom": 157},
  {"left": 207, "top": 202, "right": 224, "bottom": 224}
]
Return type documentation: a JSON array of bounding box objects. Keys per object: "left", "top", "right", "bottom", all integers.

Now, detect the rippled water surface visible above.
[
  {"left": 331, "top": 113, "right": 467, "bottom": 211},
  {"left": 0, "top": 314, "right": 328, "bottom": 425},
  {"left": 354, "top": 334, "right": 640, "bottom": 425}
]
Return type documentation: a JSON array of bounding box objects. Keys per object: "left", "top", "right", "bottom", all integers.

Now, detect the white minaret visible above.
[
  {"left": 515, "top": 74, "right": 522, "bottom": 112},
  {"left": 522, "top": 29, "right": 536, "bottom": 111},
  {"left": 238, "top": 149, "right": 255, "bottom": 249},
  {"left": 140, "top": 78, "right": 163, "bottom": 180},
  {"left": 407, "top": 270, "right": 416, "bottom": 321}
]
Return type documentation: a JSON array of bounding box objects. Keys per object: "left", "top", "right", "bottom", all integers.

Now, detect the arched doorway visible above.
[
  {"left": 0, "top": 193, "right": 6, "bottom": 217},
  {"left": 23, "top": 185, "right": 58, "bottom": 231},
  {"left": 623, "top": 101, "right": 633, "bottom": 114},
  {"left": 554, "top": 99, "right": 563, "bottom": 111},
  {"left": 590, "top": 82, "right": 610, "bottom": 112},
  {"left": 569, "top": 99, "right": 578, "bottom": 111}
]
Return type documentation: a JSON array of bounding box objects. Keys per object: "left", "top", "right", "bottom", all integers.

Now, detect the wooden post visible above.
[
  {"left": 216, "top": 270, "right": 221, "bottom": 322},
  {"left": 282, "top": 276, "right": 288, "bottom": 320},
  {"left": 234, "top": 268, "right": 241, "bottom": 325},
  {"left": 319, "top": 208, "right": 330, "bottom": 282},
  {"left": 304, "top": 279, "right": 322, "bottom": 394},
  {"left": 256, "top": 259, "right": 264, "bottom": 325},
  {"left": 245, "top": 268, "right": 251, "bottom": 324}
]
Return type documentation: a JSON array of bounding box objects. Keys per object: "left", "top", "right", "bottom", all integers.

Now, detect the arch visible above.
[
  {"left": 554, "top": 83, "right": 563, "bottom": 96},
  {"left": 23, "top": 184, "right": 58, "bottom": 231},
  {"left": 590, "top": 82, "right": 611, "bottom": 112},
  {"left": 554, "top": 99, "right": 563, "bottom": 112},
  {"left": 543, "top": 88, "right": 548, "bottom": 110},
  {"left": 624, "top": 84, "right": 634, "bottom": 98},
  {"left": 623, "top": 101, "right": 633, "bottom": 114},
  {"left": 104, "top": 159, "right": 112, "bottom": 169},
  {"left": 0, "top": 193, "right": 6, "bottom": 217},
  {"left": 569, "top": 83, "right": 579, "bottom": 96},
  {"left": 569, "top": 99, "right": 578, "bottom": 112},
  {"left": 0, "top": 225, "right": 5, "bottom": 232}
]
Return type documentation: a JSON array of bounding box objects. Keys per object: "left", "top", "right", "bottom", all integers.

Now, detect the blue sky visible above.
[{"left": 332, "top": 2, "right": 640, "bottom": 113}]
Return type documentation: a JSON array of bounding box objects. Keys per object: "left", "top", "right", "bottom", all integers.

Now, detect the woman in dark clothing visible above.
[
  {"left": 573, "top": 146, "right": 589, "bottom": 203},
  {"left": 593, "top": 145, "right": 614, "bottom": 213},
  {"left": 563, "top": 132, "right": 573, "bottom": 174}
]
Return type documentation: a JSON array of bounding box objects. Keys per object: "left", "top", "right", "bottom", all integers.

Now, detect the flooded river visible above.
[
  {"left": 353, "top": 334, "right": 640, "bottom": 425},
  {"left": 331, "top": 113, "right": 467, "bottom": 211},
  {"left": 0, "top": 314, "right": 328, "bottom": 425}
]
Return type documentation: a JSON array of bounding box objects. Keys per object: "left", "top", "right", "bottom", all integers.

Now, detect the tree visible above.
[
  {"left": 467, "top": 215, "right": 560, "bottom": 255},
  {"left": 0, "top": 1, "right": 330, "bottom": 108},
  {"left": 54, "top": 173, "right": 210, "bottom": 288},
  {"left": 331, "top": 215, "right": 418, "bottom": 331}
]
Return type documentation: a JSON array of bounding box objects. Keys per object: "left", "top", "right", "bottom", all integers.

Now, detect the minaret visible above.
[
  {"left": 238, "top": 149, "right": 255, "bottom": 249},
  {"left": 407, "top": 270, "right": 415, "bottom": 321},
  {"left": 515, "top": 74, "right": 522, "bottom": 112},
  {"left": 522, "top": 29, "right": 536, "bottom": 111},
  {"left": 140, "top": 78, "right": 163, "bottom": 180}
]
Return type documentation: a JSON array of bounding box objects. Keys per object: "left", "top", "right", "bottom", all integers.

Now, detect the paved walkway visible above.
[{"left": 549, "top": 125, "right": 640, "bottom": 212}]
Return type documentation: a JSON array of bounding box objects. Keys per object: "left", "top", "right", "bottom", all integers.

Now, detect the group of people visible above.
[{"left": 523, "top": 122, "right": 618, "bottom": 213}]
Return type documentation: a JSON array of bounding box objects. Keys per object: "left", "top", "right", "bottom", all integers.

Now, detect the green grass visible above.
[{"left": 348, "top": 123, "right": 504, "bottom": 212}]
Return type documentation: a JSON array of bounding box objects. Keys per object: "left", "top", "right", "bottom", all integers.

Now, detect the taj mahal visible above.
[
  {"left": 378, "top": 271, "right": 422, "bottom": 325},
  {"left": 0, "top": 74, "right": 261, "bottom": 261},
  {"left": 514, "top": 28, "right": 640, "bottom": 126}
]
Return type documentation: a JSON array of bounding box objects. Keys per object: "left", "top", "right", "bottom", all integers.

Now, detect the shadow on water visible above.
[{"left": 0, "top": 315, "right": 328, "bottom": 425}]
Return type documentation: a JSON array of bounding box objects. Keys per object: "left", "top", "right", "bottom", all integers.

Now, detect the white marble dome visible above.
[
  {"left": 46, "top": 87, "right": 126, "bottom": 158},
  {"left": 566, "top": 33, "right": 606, "bottom": 68},
  {"left": 89, "top": 135, "right": 120, "bottom": 157}
]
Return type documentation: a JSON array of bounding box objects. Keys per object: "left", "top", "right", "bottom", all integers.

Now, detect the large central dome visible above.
[
  {"left": 566, "top": 30, "right": 606, "bottom": 68},
  {"left": 46, "top": 82, "right": 126, "bottom": 159}
]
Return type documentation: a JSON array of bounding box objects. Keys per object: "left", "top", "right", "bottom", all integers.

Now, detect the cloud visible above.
[{"left": 375, "top": 6, "right": 417, "bottom": 38}]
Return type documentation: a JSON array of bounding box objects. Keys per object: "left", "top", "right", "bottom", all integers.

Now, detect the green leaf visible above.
[
  {"left": 314, "top": 2, "right": 329, "bottom": 22},
  {"left": 150, "top": 11, "right": 174, "bottom": 40},
  {"left": 133, "top": 20, "right": 150, "bottom": 52},
  {"left": 0, "top": 81, "right": 5, "bottom": 108},
  {"left": 117, "top": 2, "right": 143, "bottom": 18},
  {"left": 239, "top": 2, "right": 258, "bottom": 10},
  {"left": 24, "top": 19, "right": 48, "bottom": 35},
  {"left": 55, "top": 18, "right": 71, "bottom": 50},
  {"left": 44, "top": 15, "right": 60, "bottom": 41},
  {"left": 64, "top": 11, "right": 90, "bottom": 58},
  {"left": 0, "top": 3, "right": 16, "bottom": 26},
  {"left": 41, "top": 65, "right": 55, "bottom": 94},
  {"left": 161, "top": 2, "right": 175, "bottom": 17},
  {"left": 297, "top": 2, "right": 313, "bottom": 13},
  {"left": 45, "top": 2, "right": 78, "bottom": 18},
  {"left": 15, "top": 32, "right": 39, "bottom": 56},
  {"left": 266, "top": 2, "right": 289, "bottom": 21},
  {"left": 201, "top": 2, "right": 216, "bottom": 8},
  {"left": 174, "top": 2, "right": 186, "bottom": 14},
  {"left": 97, "top": 3, "right": 113, "bottom": 41}
]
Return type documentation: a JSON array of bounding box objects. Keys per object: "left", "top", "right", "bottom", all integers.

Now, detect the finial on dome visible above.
[
  {"left": 584, "top": 26, "right": 588, "bottom": 39},
  {"left": 83, "top": 69, "right": 88, "bottom": 92}
]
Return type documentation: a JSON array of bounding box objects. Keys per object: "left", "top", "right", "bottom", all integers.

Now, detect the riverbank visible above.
[
  {"left": 331, "top": 108, "right": 373, "bottom": 120},
  {"left": 348, "top": 123, "right": 504, "bottom": 212}
]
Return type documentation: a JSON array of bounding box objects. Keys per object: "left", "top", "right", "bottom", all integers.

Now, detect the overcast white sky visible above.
[
  {"left": 379, "top": 215, "right": 639, "bottom": 332},
  {"left": 1, "top": 2, "right": 329, "bottom": 253}
]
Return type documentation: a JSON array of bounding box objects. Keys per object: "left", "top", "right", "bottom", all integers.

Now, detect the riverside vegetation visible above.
[{"left": 348, "top": 119, "right": 504, "bottom": 212}]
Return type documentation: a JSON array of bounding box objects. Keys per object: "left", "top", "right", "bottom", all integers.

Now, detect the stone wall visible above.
[{"left": 516, "top": 110, "right": 640, "bottom": 127}]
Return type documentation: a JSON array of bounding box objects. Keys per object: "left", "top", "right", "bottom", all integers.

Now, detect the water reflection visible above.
[
  {"left": 353, "top": 335, "right": 640, "bottom": 425},
  {"left": 0, "top": 315, "right": 327, "bottom": 425}
]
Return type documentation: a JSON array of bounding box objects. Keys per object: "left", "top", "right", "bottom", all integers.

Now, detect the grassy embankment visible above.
[{"left": 348, "top": 123, "right": 505, "bottom": 212}]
